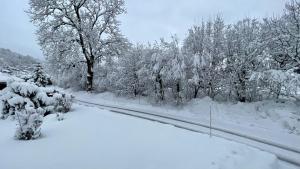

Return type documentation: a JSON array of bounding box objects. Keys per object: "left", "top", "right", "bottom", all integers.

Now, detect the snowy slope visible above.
[
  {"left": 0, "top": 48, "right": 38, "bottom": 68},
  {"left": 0, "top": 104, "right": 280, "bottom": 169}
]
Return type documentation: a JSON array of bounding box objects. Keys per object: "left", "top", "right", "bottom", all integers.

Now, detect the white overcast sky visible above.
[{"left": 0, "top": 0, "right": 288, "bottom": 59}]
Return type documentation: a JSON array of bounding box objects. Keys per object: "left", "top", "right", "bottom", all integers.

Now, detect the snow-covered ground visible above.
[
  {"left": 0, "top": 72, "right": 12, "bottom": 81},
  {"left": 72, "top": 91, "right": 300, "bottom": 151},
  {"left": 0, "top": 72, "right": 21, "bottom": 82},
  {"left": 0, "top": 103, "right": 285, "bottom": 169},
  {"left": 0, "top": 73, "right": 299, "bottom": 169}
]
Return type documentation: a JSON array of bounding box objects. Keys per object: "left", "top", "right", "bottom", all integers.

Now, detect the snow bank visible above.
[{"left": 0, "top": 104, "right": 278, "bottom": 169}]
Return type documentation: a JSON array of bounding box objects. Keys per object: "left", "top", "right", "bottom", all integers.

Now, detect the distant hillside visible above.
[
  {"left": 0, "top": 48, "right": 40, "bottom": 77},
  {"left": 0, "top": 48, "right": 39, "bottom": 67}
]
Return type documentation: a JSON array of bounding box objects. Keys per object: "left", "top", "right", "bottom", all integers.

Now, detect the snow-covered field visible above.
[
  {"left": 73, "top": 91, "right": 300, "bottom": 150},
  {"left": 0, "top": 103, "right": 283, "bottom": 169}
]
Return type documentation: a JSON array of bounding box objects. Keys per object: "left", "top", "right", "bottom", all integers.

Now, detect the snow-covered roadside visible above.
[
  {"left": 72, "top": 91, "right": 300, "bottom": 150},
  {"left": 0, "top": 103, "right": 281, "bottom": 169}
]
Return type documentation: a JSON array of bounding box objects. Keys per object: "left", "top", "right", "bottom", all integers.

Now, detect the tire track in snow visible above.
[{"left": 75, "top": 99, "right": 300, "bottom": 167}]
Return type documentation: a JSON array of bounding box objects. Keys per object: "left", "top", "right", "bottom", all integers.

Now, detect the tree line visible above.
[{"left": 29, "top": 0, "right": 300, "bottom": 103}]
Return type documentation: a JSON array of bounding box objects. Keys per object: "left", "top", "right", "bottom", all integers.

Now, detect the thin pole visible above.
[{"left": 210, "top": 105, "right": 212, "bottom": 138}]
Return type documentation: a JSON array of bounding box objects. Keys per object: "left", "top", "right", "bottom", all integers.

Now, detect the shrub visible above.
[
  {"left": 0, "top": 81, "right": 73, "bottom": 119},
  {"left": 0, "top": 81, "right": 73, "bottom": 140},
  {"left": 15, "top": 108, "right": 44, "bottom": 140}
]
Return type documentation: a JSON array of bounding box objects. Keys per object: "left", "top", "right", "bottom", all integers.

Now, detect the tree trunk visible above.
[
  {"left": 275, "top": 83, "right": 281, "bottom": 100},
  {"left": 176, "top": 81, "right": 181, "bottom": 104},
  {"left": 86, "top": 60, "right": 94, "bottom": 91},
  {"left": 156, "top": 74, "right": 164, "bottom": 101},
  {"left": 208, "top": 81, "right": 215, "bottom": 99},
  {"left": 133, "top": 72, "right": 138, "bottom": 97},
  {"left": 194, "top": 86, "right": 198, "bottom": 99},
  {"left": 159, "top": 78, "right": 164, "bottom": 101},
  {"left": 194, "top": 86, "right": 201, "bottom": 99},
  {"left": 238, "top": 70, "right": 246, "bottom": 102}
]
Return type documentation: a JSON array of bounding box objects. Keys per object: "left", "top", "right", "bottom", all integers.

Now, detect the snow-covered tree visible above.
[
  {"left": 224, "top": 18, "right": 263, "bottom": 102},
  {"left": 204, "top": 16, "right": 226, "bottom": 99},
  {"left": 183, "top": 23, "right": 206, "bottom": 99},
  {"left": 183, "top": 17, "right": 226, "bottom": 100},
  {"left": 30, "top": 64, "right": 52, "bottom": 87},
  {"left": 115, "top": 44, "right": 145, "bottom": 97},
  {"left": 28, "top": 0, "right": 126, "bottom": 91},
  {"left": 251, "top": 69, "right": 300, "bottom": 100},
  {"left": 263, "top": 0, "right": 300, "bottom": 71},
  {"left": 163, "top": 36, "right": 186, "bottom": 104},
  {"left": 148, "top": 42, "right": 169, "bottom": 101}
]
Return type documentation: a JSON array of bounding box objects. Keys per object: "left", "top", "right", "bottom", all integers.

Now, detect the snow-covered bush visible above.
[
  {"left": 43, "top": 88, "right": 73, "bottom": 113},
  {"left": 15, "top": 108, "right": 44, "bottom": 140},
  {"left": 0, "top": 82, "right": 38, "bottom": 119},
  {"left": 0, "top": 81, "right": 73, "bottom": 140},
  {"left": 0, "top": 81, "right": 73, "bottom": 119}
]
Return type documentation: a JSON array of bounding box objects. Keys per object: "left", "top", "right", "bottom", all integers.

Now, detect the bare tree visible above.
[{"left": 28, "top": 0, "right": 126, "bottom": 91}]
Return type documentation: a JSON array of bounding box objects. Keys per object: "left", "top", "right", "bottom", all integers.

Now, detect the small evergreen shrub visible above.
[{"left": 24, "top": 64, "right": 52, "bottom": 87}]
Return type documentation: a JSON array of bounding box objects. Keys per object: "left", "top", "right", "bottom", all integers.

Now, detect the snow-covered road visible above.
[
  {"left": 76, "top": 99, "right": 300, "bottom": 167},
  {"left": 0, "top": 103, "right": 287, "bottom": 169},
  {"left": 70, "top": 91, "right": 300, "bottom": 168}
]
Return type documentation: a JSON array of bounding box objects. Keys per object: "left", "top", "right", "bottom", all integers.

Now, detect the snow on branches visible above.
[
  {"left": 0, "top": 81, "right": 73, "bottom": 140},
  {"left": 35, "top": 0, "right": 300, "bottom": 104},
  {"left": 251, "top": 69, "right": 300, "bottom": 100},
  {"left": 28, "top": 0, "right": 127, "bottom": 91},
  {"left": 14, "top": 108, "right": 44, "bottom": 140}
]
